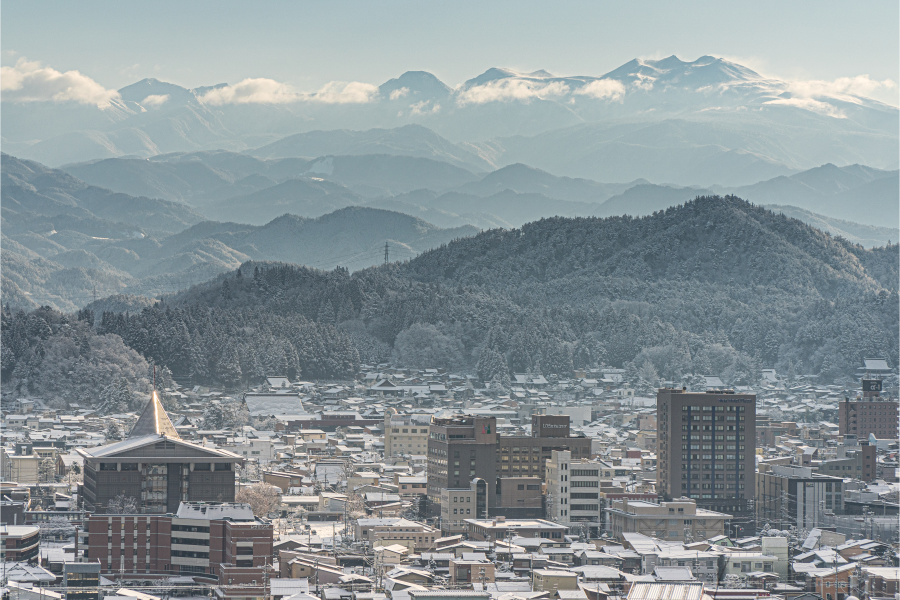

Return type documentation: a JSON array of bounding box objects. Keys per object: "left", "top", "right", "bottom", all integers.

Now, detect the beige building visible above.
[
  {"left": 532, "top": 569, "right": 578, "bottom": 593},
  {"left": 450, "top": 559, "right": 495, "bottom": 585},
  {"left": 0, "top": 449, "right": 40, "bottom": 485},
  {"left": 384, "top": 411, "right": 430, "bottom": 457},
  {"left": 605, "top": 498, "right": 730, "bottom": 542},
  {"left": 356, "top": 517, "right": 438, "bottom": 551},
  {"left": 440, "top": 486, "right": 479, "bottom": 535}
]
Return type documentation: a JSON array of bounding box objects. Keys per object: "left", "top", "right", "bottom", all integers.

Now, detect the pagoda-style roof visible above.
[{"left": 129, "top": 391, "right": 180, "bottom": 438}]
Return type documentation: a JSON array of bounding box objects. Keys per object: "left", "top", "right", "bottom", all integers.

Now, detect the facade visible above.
[
  {"left": 656, "top": 389, "right": 756, "bottom": 531},
  {"left": 0, "top": 525, "right": 40, "bottom": 562},
  {"left": 814, "top": 444, "right": 877, "bottom": 482},
  {"left": 546, "top": 450, "right": 605, "bottom": 534},
  {"left": 77, "top": 393, "right": 243, "bottom": 513},
  {"left": 604, "top": 498, "right": 731, "bottom": 542},
  {"left": 838, "top": 397, "right": 899, "bottom": 439},
  {"left": 0, "top": 448, "right": 41, "bottom": 484},
  {"left": 63, "top": 562, "right": 101, "bottom": 600},
  {"left": 532, "top": 570, "right": 579, "bottom": 593},
  {"left": 440, "top": 483, "right": 487, "bottom": 536},
  {"left": 463, "top": 518, "right": 567, "bottom": 541},
  {"left": 755, "top": 465, "right": 846, "bottom": 530},
  {"left": 427, "top": 414, "right": 591, "bottom": 516},
  {"left": 80, "top": 502, "right": 273, "bottom": 580},
  {"left": 385, "top": 411, "right": 431, "bottom": 457},
  {"left": 355, "top": 518, "right": 439, "bottom": 551}
]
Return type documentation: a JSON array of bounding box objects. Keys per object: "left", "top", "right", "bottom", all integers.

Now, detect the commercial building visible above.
[
  {"left": 80, "top": 502, "right": 273, "bottom": 581},
  {"left": 755, "top": 464, "right": 846, "bottom": 530},
  {"left": 838, "top": 397, "right": 899, "bottom": 440},
  {"left": 656, "top": 388, "right": 756, "bottom": 532},
  {"left": 463, "top": 517, "right": 567, "bottom": 541},
  {"left": 385, "top": 411, "right": 431, "bottom": 457},
  {"left": 814, "top": 444, "right": 877, "bottom": 482},
  {"left": 355, "top": 518, "right": 439, "bottom": 551},
  {"left": 426, "top": 414, "right": 590, "bottom": 516},
  {"left": 77, "top": 392, "right": 243, "bottom": 513},
  {"left": 63, "top": 562, "right": 101, "bottom": 600},
  {"left": 546, "top": 450, "right": 605, "bottom": 533},
  {"left": 0, "top": 525, "right": 40, "bottom": 562},
  {"left": 604, "top": 498, "right": 730, "bottom": 542}
]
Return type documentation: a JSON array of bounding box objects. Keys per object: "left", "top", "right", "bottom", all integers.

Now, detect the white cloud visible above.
[
  {"left": 575, "top": 79, "right": 625, "bottom": 101},
  {"left": 0, "top": 57, "right": 119, "bottom": 106},
  {"left": 410, "top": 100, "right": 441, "bottom": 115},
  {"left": 199, "top": 78, "right": 378, "bottom": 105},
  {"left": 141, "top": 94, "right": 169, "bottom": 107},
  {"left": 456, "top": 79, "right": 569, "bottom": 105},
  {"left": 764, "top": 97, "right": 846, "bottom": 118},
  {"left": 786, "top": 75, "right": 896, "bottom": 100},
  {"left": 389, "top": 87, "right": 409, "bottom": 100},
  {"left": 311, "top": 81, "right": 379, "bottom": 104}
]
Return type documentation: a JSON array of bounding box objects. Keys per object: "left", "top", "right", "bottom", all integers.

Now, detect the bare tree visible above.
[
  {"left": 108, "top": 494, "right": 139, "bottom": 514},
  {"left": 236, "top": 482, "right": 280, "bottom": 517},
  {"left": 39, "top": 516, "right": 75, "bottom": 541},
  {"left": 39, "top": 458, "right": 58, "bottom": 483}
]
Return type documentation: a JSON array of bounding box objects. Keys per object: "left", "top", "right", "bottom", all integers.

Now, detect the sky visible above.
[{"left": 1, "top": 0, "right": 898, "bottom": 105}]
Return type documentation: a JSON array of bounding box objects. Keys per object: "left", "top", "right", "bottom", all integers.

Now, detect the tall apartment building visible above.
[
  {"left": 657, "top": 388, "right": 756, "bottom": 533},
  {"left": 427, "top": 414, "right": 590, "bottom": 516},
  {"left": 80, "top": 502, "right": 273, "bottom": 581},
  {"left": 838, "top": 397, "right": 899, "bottom": 440},
  {"left": 384, "top": 410, "right": 431, "bottom": 457}
]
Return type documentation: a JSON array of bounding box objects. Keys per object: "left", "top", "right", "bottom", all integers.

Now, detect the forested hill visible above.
[
  {"left": 401, "top": 195, "right": 898, "bottom": 295},
  {"left": 4, "top": 197, "right": 897, "bottom": 406}
]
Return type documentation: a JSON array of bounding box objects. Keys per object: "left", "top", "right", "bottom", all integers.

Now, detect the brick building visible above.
[
  {"left": 838, "top": 397, "right": 899, "bottom": 440},
  {"left": 80, "top": 502, "right": 273, "bottom": 581}
]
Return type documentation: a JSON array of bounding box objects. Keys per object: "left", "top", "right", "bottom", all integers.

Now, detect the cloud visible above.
[
  {"left": 199, "top": 78, "right": 378, "bottom": 105},
  {"left": 141, "top": 94, "right": 169, "bottom": 107},
  {"left": 456, "top": 79, "right": 569, "bottom": 105},
  {"left": 389, "top": 87, "right": 409, "bottom": 100},
  {"left": 786, "top": 75, "right": 896, "bottom": 101},
  {"left": 575, "top": 79, "right": 625, "bottom": 101},
  {"left": 764, "top": 97, "right": 846, "bottom": 118},
  {"left": 410, "top": 100, "right": 440, "bottom": 115},
  {"left": 0, "top": 57, "right": 119, "bottom": 106}
]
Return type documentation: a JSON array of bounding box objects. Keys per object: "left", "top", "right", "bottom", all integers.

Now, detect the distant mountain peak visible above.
[
  {"left": 527, "top": 70, "right": 555, "bottom": 78},
  {"left": 379, "top": 71, "right": 452, "bottom": 99}
]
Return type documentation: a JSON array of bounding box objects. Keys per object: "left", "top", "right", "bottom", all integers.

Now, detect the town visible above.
[{"left": 1, "top": 359, "right": 897, "bottom": 600}]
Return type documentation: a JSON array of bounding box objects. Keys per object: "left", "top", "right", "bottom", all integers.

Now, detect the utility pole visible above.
[{"left": 384, "top": 242, "right": 389, "bottom": 265}]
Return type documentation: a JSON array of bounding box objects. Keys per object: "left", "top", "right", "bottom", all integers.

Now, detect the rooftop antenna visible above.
[{"left": 384, "top": 242, "right": 389, "bottom": 265}]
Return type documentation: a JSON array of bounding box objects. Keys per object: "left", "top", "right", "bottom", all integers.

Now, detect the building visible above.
[
  {"left": 77, "top": 392, "right": 243, "bottom": 513},
  {"left": 0, "top": 525, "right": 40, "bottom": 562},
  {"left": 838, "top": 397, "right": 899, "bottom": 440},
  {"left": 355, "top": 518, "right": 439, "bottom": 551},
  {"left": 656, "top": 388, "right": 756, "bottom": 531},
  {"left": 385, "top": 411, "right": 431, "bottom": 457},
  {"left": 546, "top": 450, "right": 606, "bottom": 534},
  {"left": 427, "top": 414, "right": 591, "bottom": 516},
  {"left": 756, "top": 465, "right": 845, "bottom": 530},
  {"left": 80, "top": 502, "right": 273, "bottom": 580},
  {"left": 814, "top": 444, "right": 877, "bottom": 482},
  {"left": 63, "top": 562, "right": 101, "bottom": 600},
  {"left": 427, "top": 415, "right": 499, "bottom": 515},
  {"left": 440, "top": 481, "right": 488, "bottom": 536},
  {"left": 463, "top": 517, "right": 567, "bottom": 541},
  {"left": 0, "top": 448, "right": 41, "bottom": 484},
  {"left": 532, "top": 570, "right": 579, "bottom": 593},
  {"left": 449, "top": 558, "right": 495, "bottom": 585},
  {"left": 604, "top": 498, "right": 731, "bottom": 542}
]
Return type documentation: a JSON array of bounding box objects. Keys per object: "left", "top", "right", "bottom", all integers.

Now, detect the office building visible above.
[
  {"left": 545, "top": 450, "right": 605, "bottom": 534},
  {"left": 81, "top": 502, "right": 273, "bottom": 581},
  {"left": 77, "top": 392, "right": 243, "bottom": 513},
  {"left": 384, "top": 410, "right": 431, "bottom": 457},
  {"left": 426, "top": 414, "right": 591, "bottom": 516},
  {"left": 604, "top": 498, "right": 731, "bottom": 542},
  {"left": 838, "top": 397, "right": 899, "bottom": 440},
  {"left": 656, "top": 388, "right": 756, "bottom": 531},
  {"left": 0, "top": 525, "right": 40, "bottom": 562},
  {"left": 756, "top": 464, "right": 845, "bottom": 530}
]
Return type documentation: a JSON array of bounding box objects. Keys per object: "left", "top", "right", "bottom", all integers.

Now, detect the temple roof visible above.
[{"left": 129, "top": 391, "right": 180, "bottom": 438}]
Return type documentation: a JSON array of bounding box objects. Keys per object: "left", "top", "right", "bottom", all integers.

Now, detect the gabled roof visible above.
[
  {"left": 78, "top": 434, "right": 242, "bottom": 460},
  {"left": 129, "top": 391, "right": 180, "bottom": 438}
]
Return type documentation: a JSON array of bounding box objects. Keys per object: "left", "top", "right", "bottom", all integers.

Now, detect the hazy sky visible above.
[{"left": 3, "top": 0, "right": 898, "bottom": 105}]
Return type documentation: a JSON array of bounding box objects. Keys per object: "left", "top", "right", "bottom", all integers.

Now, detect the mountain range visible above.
[{"left": 4, "top": 56, "right": 897, "bottom": 186}]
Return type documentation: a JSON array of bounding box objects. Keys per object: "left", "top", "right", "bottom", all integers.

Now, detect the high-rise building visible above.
[
  {"left": 77, "top": 392, "right": 243, "bottom": 513},
  {"left": 756, "top": 465, "right": 845, "bottom": 530},
  {"left": 427, "top": 414, "right": 591, "bottom": 517},
  {"left": 839, "top": 397, "right": 899, "bottom": 440},
  {"left": 656, "top": 388, "right": 756, "bottom": 534}
]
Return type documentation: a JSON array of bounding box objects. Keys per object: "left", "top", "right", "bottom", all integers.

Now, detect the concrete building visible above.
[
  {"left": 0, "top": 525, "right": 40, "bottom": 562},
  {"left": 385, "top": 411, "right": 431, "bottom": 457},
  {"left": 838, "top": 397, "right": 899, "bottom": 440},
  {"left": 604, "top": 498, "right": 731, "bottom": 542},
  {"left": 814, "top": 444, "right": 877, "bottom": 482},
  {"left": 0, "top": 448, "right": 41, "bottom": 485},
  {"left": 80, "top": 502, "right": 273, "bottom": 581},
  {"left": 532, "top": 569, "right": 578, "bottom": 593},
  {"left": 427, "top": 415, "right": 499, "bottom": 515},
  {"left": 77, "top": 392, "right": 243, "bottom": 513},
  {"left": 546, "top": 450, "right": 605, "bottom": 534},
  {"left": 355, "top": 518, "right": 439, "bottom": 551},
  {"left": 656, "top": 388, "right": 756, "bottom": 532},
  {"left": 756, "top": 465, "right": 846, "bottom": 530},
  {"left": 463, "top": 518, "right": 567, "bottom": 541}
]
